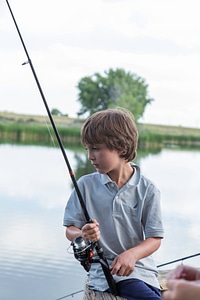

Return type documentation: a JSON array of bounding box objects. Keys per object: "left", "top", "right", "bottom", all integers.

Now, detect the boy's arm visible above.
[
  {"left": 110, "top": 237, "right": 161, "bottom": 276},
  {"left": 66, "top": 219, "right": 100, "bottom": 242},
  {"left": 129, "top": 236, "right": 162, "bottom": 261},
  {"left": 66, "top": 225, "right": 82, "bottom": 241}
]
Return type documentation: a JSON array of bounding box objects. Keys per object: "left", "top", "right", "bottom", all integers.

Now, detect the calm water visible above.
[{"left": 1, "top": 144, "right": 200, "bottom": 300}]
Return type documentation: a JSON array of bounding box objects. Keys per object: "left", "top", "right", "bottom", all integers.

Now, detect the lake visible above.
[{"left": 0, "top": 143, "right": 200, "bottom": 300}]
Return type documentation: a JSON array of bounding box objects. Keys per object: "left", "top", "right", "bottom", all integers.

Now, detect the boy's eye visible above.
[
  {"left": 85, "top": 146, "right": 100, "bottom": 151},
  {"left": 92, "top": 146, "right": 102, "bottom": 151},
  {"left": 85, "top": 144, "right": 104, "bottom": 151}
]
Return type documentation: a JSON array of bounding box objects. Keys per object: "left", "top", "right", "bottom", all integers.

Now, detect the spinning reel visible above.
[
  {"left": 71, "top": 236, "right": 97, "bottom": 272},
  {"left": 71, "top": 235, "right": 118, "bottom": 295}
]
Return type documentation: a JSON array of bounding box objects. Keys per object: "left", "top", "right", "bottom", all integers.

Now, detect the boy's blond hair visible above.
[{"left": 81, "top": 108, "right": 138, "bottom": 161}]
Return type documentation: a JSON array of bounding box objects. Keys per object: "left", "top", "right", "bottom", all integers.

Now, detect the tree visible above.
[
  {"left": 77, "top": 68, "right": 153, "bottom": 121},
  {"left": 51, "top": 108, "right": 62, "bottom": 116}
]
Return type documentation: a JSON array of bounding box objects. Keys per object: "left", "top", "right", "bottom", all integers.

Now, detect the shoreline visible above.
[{"left": 1, "top": 111, "right": 200, "bottom": 148}]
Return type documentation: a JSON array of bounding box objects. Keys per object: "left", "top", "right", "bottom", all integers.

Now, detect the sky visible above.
[{"left": 1, "top": 0, "right": 200, "bottom": 128}]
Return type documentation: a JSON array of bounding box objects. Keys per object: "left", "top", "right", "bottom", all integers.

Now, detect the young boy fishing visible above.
[{"left": 63, "top": 108, "right": 164, "bottom": 300}]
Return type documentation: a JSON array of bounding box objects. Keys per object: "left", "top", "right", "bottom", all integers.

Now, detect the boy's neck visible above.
[{"left": 107, "top": 163, "right": 134, "bottom": 189}]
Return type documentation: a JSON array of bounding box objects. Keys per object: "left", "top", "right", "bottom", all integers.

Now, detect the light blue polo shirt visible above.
[{"left": 63, "top": 163, "right": 164, "bottom": 291}]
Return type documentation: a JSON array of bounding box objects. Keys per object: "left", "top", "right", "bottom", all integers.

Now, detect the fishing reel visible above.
[
  {"left": 71, "top": 236, "right": 96, "bottom": 272},
  {"left": 71, "top": 236, "right": 118, "bottom": 296}
]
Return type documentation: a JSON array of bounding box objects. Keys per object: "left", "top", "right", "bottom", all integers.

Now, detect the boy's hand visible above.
[
  {"left": 81, "top": 219, "right": 100, "bottom": 242},
  {"left": 110, "top": 249, "right": 136, "bottom": 276}
]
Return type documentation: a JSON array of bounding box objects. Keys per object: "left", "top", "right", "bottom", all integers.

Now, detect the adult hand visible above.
[
  {"left": 162, "top": 265, "right": 200, "bottom": 300},
  {"left": 167, "top": 265, "right": 200, "bottom": 281}
]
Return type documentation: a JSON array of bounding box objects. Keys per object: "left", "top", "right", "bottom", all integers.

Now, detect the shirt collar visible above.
[{"left": 99, "top": 163, "right": 141, "bottom": 186}]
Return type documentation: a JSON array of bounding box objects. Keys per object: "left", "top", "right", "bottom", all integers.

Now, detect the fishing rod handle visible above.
[
  {"left": 95, "top": 242, "right": 118, "bottom": 296},
  {"left": 86, "top": 220, "right": 118, "bottom": 295}
]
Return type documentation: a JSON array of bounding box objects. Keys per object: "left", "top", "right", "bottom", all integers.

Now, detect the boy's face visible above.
[{"left": 86, "top": 144, "right": 123, "bottom": 174}]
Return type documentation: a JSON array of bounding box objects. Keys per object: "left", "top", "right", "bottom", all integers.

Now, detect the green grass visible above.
[
  {"left": 137, "top": 123, "right": 200, "bottom": 147},
  {"left": 1, "top": 111, "right": 200, "bottom": 148}
]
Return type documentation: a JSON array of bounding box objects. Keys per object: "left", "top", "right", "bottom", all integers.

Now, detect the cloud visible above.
[{"left": 1, "top": 0, "right": 200, "bottom": 126}]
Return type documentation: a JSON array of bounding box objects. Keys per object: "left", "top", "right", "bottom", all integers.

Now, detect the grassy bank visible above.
[
  {"left": 1, "top": 111, "right": 200, "bottom": 148},
  {"left": 0, "top": 111, "right": 83, "bottom": 146},
  {"left": 137, "top": 123, "right": 200, "bottom": 148}
]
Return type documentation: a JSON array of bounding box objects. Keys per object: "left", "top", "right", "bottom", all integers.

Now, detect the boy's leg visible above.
[{"left": 117, "top": 279, "right": 162, "bottom": 300}]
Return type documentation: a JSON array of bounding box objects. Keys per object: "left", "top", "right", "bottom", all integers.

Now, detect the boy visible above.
[{"left": 63, "top": 108, "right": 164, "bottom": 300}]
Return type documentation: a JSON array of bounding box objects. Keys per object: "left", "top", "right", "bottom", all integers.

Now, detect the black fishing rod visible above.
[
  {"left": 55, "top": 290, "right": 84, "bottom": 300},
  {"left": 5, "top": 0, "right": 118, "bottom": 296},
  {"left": 55, "top": 252, "right": 200, "bottom": 300},
  {"left": 157, "top": 252, "right": 200, "bottom": 268}
]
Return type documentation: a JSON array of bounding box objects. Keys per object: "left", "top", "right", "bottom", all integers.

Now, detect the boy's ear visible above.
[{"left": 119, "top": 149, "right": 127, "bottom": 157}]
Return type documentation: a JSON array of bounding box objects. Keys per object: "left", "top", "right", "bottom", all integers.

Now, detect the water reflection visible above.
[
  {"left": 74, "top": 146, "right": 162, "bottom": 179},
  {"left": 139, "top": 148, "right": 200, "bottom": 265},
  {"left": 0, "top": 144, "right": 86, "bottom": 300},
  {"left": 0, "top": 144, "right": 200, "bottom": 300}
]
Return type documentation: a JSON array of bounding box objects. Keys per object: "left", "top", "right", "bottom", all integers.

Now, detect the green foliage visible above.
[
  {"left": 51, "top": 108, "right": 62, "bottom": 116},
  {"left": 77, "top": 68, "right": 153, "bottom": 121},
  {"left": 0, "top": 123, "right": 81, "bottom": 146},
  {"left": 1, "top": 122, "right": 200, "bottom": 149}
]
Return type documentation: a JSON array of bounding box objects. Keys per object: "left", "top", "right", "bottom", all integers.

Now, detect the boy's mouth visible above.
[{"left": 92, "top": 163, "right": 98, "bottom": 168}]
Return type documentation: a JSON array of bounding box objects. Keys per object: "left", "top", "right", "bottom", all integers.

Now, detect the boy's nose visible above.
[{"left": 88, "top": 150, "right": 94, "bottom": 161}]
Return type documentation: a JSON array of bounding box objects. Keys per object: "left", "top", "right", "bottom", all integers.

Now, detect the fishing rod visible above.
[
  {"left": 157, "top": 252, "right": 200, "bottom": 268},
  {"left": 5, "top": 0, "right": 118, "bottom": 296},
  {"left": 55, "top": 290, "right": 84, "bottom": 300},
  {"left": 55, "top": 252, "right": 200, "bottom": 300}
]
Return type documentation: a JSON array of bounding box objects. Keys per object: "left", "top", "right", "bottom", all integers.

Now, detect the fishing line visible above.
[
  {"left": 56, "top": 252, "right": 200, "bottom": 300},
  {"left": 6, "top": 0, "right": 118, "bottom": 295},
  {"left": 5, "top": 0, "right": 89, "bottom": 221},
  {"left": 43, "top": 116, "right": 57, "bottom": 148},
  {"left": 67, "top": 243, "right": 92, "bottom": 255}
]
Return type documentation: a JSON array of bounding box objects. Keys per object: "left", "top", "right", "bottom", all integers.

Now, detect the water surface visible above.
[{"left": 1, "top": 144, "right": 200, "bottom": 300}]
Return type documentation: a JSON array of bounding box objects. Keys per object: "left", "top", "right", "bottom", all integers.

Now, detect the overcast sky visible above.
[{"left": 1, "top": 0, "right": 200, "bottom": 127}]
